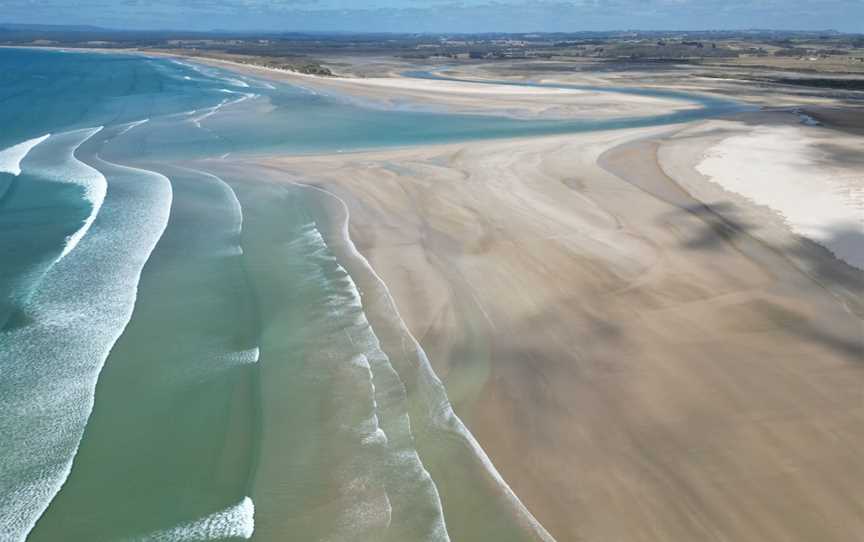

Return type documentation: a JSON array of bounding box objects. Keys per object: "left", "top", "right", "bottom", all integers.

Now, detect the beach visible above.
[
  {"left": 2, "top": 45, "right": 862, "bottom": 542},
  {"left": 186, "top": 56, "right": 703, "bottom": 120},
  {"left": 202, "top": 65, "right": 864, "bottom": 540}
]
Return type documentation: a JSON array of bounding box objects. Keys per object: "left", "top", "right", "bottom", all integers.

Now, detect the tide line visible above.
[{"left": 297, "top": 178, "right": 557, "bottom": 542}]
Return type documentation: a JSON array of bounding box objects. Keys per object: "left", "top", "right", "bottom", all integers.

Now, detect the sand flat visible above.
[
  {"left": 225, "top": 110, "right": 864, "bottom": 541},
  {"left": 184, "top": 57, "right": 864, "bottom": 541},
  {"left": 695, "top": 121, "right": 864, "bottom": 269},
  {"left": 188, "top": 56, "right": 700, "bottom": 120}
]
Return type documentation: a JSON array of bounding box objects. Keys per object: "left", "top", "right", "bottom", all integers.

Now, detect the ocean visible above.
[{"left": 0, "top": 47, "right": 743, "bottom": 542}]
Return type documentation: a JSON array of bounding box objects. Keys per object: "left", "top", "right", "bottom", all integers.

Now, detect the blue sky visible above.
[{"left": 2, "top": 0, "right": 862, "bottom": 33}]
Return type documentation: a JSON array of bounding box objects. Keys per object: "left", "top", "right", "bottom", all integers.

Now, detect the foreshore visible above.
[
  {"left": 4, "top": 43, "right": 861, "bottom": 542},
  {"left": 197, "top": 58, "right": 864, "bottom": 541},
  {"left": 181, "top": 54, "right": 703, "bottom": 120}
]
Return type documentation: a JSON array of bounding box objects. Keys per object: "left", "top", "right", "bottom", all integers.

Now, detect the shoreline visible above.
[
  {"left": 71, "top": 44, "right": 864, "bottom": 541},
  {"left": 305, "top": 179, "right": 555, "bottom": 542},
  {"left": 228, "top": 109, "right": 864, "bottom": 540},
  {"left": 4, "top": 44, "right": 861, "bottom": 541},
  {"left": 202, "top": 159, "right": 557, "bottom": 541},
  {"left": 168, "top": 51, "right": 710, "bottom": 121}
]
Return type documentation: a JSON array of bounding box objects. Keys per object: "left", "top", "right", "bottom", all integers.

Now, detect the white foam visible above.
[
  {"left": 226, "top": 77, "right": 250, "bottom": 88},
  {"left": 129, "top": 497, "right": 255, "bottom": 541},
  {"left": 249, "top": 214, "right": 449, "bottom": 540},
  {"left": 116, "top": 119, "right": 150, "bottom": 137},
  {"left": 293, "top": 180, "right": 557, "bottom": 542},
  {"left": 224, "top": 347, "right": 260, "bottom": 366},
  {"left": 173, "top": 167, "right": 245, "bottom": 257},
  {"left": 190, "top": 100, "right": 228, "bottom": 128},
  {"left": 15, "top": 128, "right": 107, "bottom": 262},
  {"left": 0, "top": 153, "right": 173, "bottom": 542},
  {"left": 361, "top": 427, "right": 389, "bottom": 446},
  {"left": 350, "top": 354, "right": 371, "bottom": 369},
  {"left": 323, "top": 490, "right": 391, "bottom": 542},
  {"left": 178, "top": 61, "right": 255, "bottom": 94},
  {"left": 0, "top": 134, "right": 50, "bottom": 176},
  {"left": 697, "top": 125, "right": 864, "bottom": 270},
  {"left": 59, "top": 128, "right": 106, "bottom": 260},
  {"left": 189, "top": 93, "right": 256, "bottom": 128}
]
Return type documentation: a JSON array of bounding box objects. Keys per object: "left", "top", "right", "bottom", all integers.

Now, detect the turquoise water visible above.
[{"left": 0, "top": 47, "right": 744, "bottom": 542}]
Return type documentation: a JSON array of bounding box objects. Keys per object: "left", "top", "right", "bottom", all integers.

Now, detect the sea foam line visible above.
[
  {"left": 116, "top": 119, "right": 150, "bottom": 137},
  {"left": 177, "top": 59, "right": 251, "bottom": 90},
  {"left": 172, "top": 166, "right": 245, "bottom": 256},
  {"left": 59, "top": 127, "right": 107, "bottom": 260},
  {"left": 280, "top": 186, "right": 451, "bottom": 540},
  {"left": 0, "top": 134, "right": 51, "bottom": 176},
  {"left": 277, "top": 219, "right": 420, "bottom": 540},
  {"left": 226, "top": 77, "right": 250, "bottom": 88},
  {"left": 60, "top": 130, "right": 108, "bottom": 259},
  {"left": 2, "top": 153, "right": 174, "bottom": 542},
  {"left": 190, "top": 100, "right": 228, "bottom": 128},
  {"left": 126, "top": 497, "right": 255, "bottom": 542},
  {"left": 297, "top": 179, "right": 557, "bottom": 542},
  {"left": 12, "top": 127, "right": 107, "bottom": 264},
  {"left": 189, "top": 92, "right": 256, "bottom": 128}
]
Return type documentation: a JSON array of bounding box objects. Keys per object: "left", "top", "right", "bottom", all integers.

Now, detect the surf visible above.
[
  {"left": 0, "top": 139, "right": 174, "bottom": 542},
  {"left": 21, "top": 127, "right": 107, "bottom": 261},
  {"left": 296, "top": 179, "right": 556, "bottom": 542},
  {"left": 24, "top": 162, "right": 260, "bottom": 542},
  {"left": 0, "top": 134, "right": 50, "bottom": 176},
  {"left": 127, "top": 497, "right": 255, "bottom": 542}
]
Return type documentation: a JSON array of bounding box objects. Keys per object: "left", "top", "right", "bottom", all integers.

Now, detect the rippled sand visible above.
[{"left": 240, "top": 108, "right": 864, "bottom": 541}]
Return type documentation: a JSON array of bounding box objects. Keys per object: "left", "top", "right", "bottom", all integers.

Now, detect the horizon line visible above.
[{"left": 0, "top": 23, "right": 857, "bottom": 37}]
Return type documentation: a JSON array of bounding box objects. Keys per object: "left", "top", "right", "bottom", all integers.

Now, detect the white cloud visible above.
[{"left": 1, "top": 0, "right": 862, "bottom": 32}]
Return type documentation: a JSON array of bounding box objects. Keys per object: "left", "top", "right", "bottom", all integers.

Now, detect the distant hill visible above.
[{"left": 0, "top": 23, "right": 108, "bottom": 32}]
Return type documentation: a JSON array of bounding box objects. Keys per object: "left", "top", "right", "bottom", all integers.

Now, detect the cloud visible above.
[{"left": 0, "top": 0, "right": 861, "bottom": 32}]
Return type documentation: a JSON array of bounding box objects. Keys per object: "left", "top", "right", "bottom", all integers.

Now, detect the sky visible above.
[{"left": 1, "top": 0, "right": 862, "bottom": 33}]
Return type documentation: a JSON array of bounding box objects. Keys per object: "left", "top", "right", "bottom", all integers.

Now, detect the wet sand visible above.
[
  {"left": 187, "top": 56, "right": 700, "bottom": 120},
  {"left": 173, "top": 53, "right": 864, "bottom": 540},
  {"left": 214, "top": 107, "right": 864, "bottom": 541}
]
